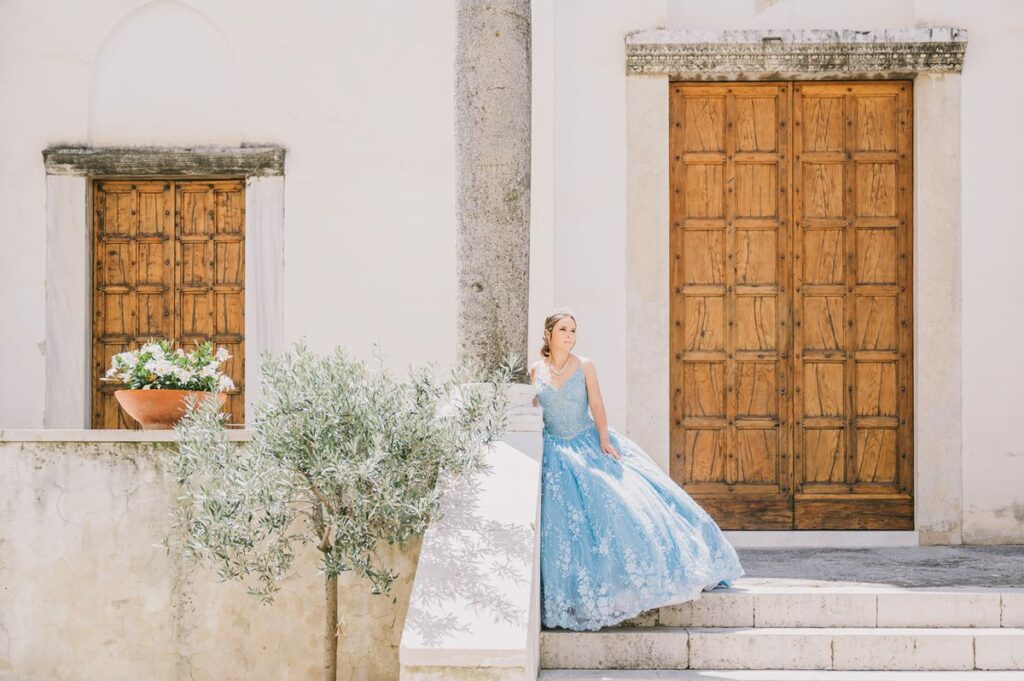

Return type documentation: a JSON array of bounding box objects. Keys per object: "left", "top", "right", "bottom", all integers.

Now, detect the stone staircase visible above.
[{"left": 539, "top": 580, "right": 1024, "bottom": 679}]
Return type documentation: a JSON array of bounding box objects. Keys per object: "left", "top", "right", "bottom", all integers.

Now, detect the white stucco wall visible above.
[
  {"left": 548, "top": 0, "right": 664, "bottom": 429},
  {"left": 0, "top": 0, "right": 463, "bottom": 428}
]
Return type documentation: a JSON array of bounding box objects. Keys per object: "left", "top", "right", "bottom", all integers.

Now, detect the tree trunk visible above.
[
  {"left": 324, "top": 572, "right": 338, "bottom": 681},
  {"left": 454, "top": 0, "right": 532, "bottom": 379}
]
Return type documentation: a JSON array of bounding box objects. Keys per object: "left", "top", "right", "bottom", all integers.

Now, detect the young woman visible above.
[{"left": 530, "top": 308, "right": 744, "bottom": 631}]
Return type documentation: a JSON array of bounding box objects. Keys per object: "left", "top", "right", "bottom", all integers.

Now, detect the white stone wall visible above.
[
  {"left": 0, "top": 434, "right": 420, "bottom": 681},
  {"left": 0, "top": 1, "right": 464, "bottom": 427}
]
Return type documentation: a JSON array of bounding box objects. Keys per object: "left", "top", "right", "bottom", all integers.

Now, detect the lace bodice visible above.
[{"left": 534, "top": 365, "right": 596, "bottom": 439}]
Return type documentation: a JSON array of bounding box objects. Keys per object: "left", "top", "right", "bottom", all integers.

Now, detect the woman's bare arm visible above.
[
  {"left": 581, "top": 357, "right": 621, "bottom": 459},
  {"left": 529, "top": 361, "right": 539, "bottom": 407}
]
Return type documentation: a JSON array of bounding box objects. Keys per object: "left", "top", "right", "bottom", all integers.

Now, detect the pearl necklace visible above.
[{"left": 548, "top": 353, "right": 572, "bottom": 376}]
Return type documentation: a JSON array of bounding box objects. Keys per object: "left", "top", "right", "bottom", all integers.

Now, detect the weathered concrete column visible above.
[{"left": 455, "top": 0, "right": 532, "bottom": 379}]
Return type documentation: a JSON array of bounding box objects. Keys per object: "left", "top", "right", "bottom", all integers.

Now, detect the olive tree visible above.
[{"left": 165, "top": 339, "right": 514, "bottom": 681}]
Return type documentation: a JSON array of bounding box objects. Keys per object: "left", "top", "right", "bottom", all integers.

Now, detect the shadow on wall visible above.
[{"left": 401, "top": 459, "right": 533, "bottom": 646}]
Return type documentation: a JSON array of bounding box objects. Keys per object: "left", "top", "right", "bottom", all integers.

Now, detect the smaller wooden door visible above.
[{"left": 92, "top": 179, "right": 246, "bottom": 428}]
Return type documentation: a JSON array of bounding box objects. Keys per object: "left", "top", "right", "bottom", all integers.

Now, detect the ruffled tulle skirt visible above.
[{"left": 539, "top": 423, "right": 745, "bottom": 631}]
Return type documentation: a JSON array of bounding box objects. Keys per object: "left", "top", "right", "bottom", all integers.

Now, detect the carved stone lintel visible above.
[
  {"left": 42, "top": 145, "right": 285, "bottom": 177},
  {"left": 625, "top": 27, "right": 967, "bottom": 79}
]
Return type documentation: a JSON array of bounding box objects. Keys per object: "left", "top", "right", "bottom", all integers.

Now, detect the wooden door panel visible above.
[
  {"left": 802, "top": 164, "right": 844, "bottom": 217},
  {"left": 735, "top": 163, "right": 778, "bottom": 217},
  {"left": 736, "top": 363, "right": 777, "bottom": 417},
  {"left": 801, "top": 96, "right": 845, "bottom": 151},
  {"left": 685, "top": 430, "right": 727, "bottom": 482},
  {"left": 670, "top": 82, "right": 791, "bottom": 529},
  {"left": 736, "top": 429, "right": 778, "bottom": 482},
  {"left": 684, "top": 165, "right": 725, "bottom": 217},
  {"left": 801, "top": 297, "right": 844, "bottom": 351},
  {"left": 735, "top": 96, "right": 778, "bottom": 152},
  {"left": 735, "top": 296, "right": 777, "bottom": 351},
  {"left": 855, "top": 163, "right": 898, "bottom": 216},
  {"left": 803, "top": 429, "right": 844, "bottom": 482},
  {"left": 793, "top": 81, "right": 912, "bottom": 527},
  {"left": 855, "top": 429, "right": 898, "bottom": 482},
  {"left": 736, "top": 230, "right": 777, "bottom": 285},
  {"left": 856, "top": 229, "right": 898, "bottom": 283},
  {"left": 680, "top": 230, "right": 725, "bottom": 284},
  {"left": 856, "top": 296, "right": 898, "bottom": 350},
  {"left": 802, "top": 230, "right": 844, "bottom": 284},
  {"left": 855, "top": 363, "right": 898, "bottom": 416},
  {"left": 683, "top": 97, "right": 726, "bottom": 151},
  {"left": 682, "top": 296, "right": 725, "bottom": 351},
  {"left": 92, "top": 179, "right": 245, "bottom": 428},
  {"left": 854, "top": 96, "right": 899, "bottom": 151},
  {"left": 682, "top": 362, "right": 726, "bottom": 417}
]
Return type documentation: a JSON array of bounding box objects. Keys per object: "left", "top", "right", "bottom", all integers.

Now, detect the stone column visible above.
[{"left": 454, "top": 0, "right": 531, "bottom": 379}]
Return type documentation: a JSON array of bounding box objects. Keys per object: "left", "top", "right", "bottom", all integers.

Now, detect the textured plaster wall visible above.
[{"left": 0, "top": 438, "right": 421, "bottom": 680}]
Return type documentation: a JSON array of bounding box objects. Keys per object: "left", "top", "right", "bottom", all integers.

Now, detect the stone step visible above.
[
  {"left": 540, "top": 627, "right": 1024, "bottom": 671},
  {"left": 540, "top": 671, "right": 1024, "bottom": 680},
  {"left": 615, "top": 584, "right": 1024, "bottom": 629}
]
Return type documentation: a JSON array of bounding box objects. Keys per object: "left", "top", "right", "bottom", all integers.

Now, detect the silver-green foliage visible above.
[{"left": 166, "top": 339, "right": 514, "bottom": 602}]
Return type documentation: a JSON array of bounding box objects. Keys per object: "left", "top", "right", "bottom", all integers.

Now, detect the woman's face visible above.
[{"left": 549, "top": 316, "right": 577, "bottom": 354}]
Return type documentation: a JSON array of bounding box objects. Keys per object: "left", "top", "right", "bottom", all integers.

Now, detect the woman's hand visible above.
[{"left": 600, "top": 436, "right": 621, "bottom": 460}]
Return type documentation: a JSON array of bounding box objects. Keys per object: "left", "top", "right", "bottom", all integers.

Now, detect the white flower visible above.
[
  {"left": 115, "top": 351, "right": 139, "bottom": 368},
  {"left": 217, "top": 375, "right": 235, "bottom": 392},
  {"left": 173, "top": 367, "right": 194, "bottom": 383},
  {"left": 199, "top": 363, "right": 219, "bottom": 378},
  {"left": 215, "top": 347, "right": 231, "bottom": 362},
  {"left": 141, "top": 343, "right": 164, "bottom": 359},
  {"left": 175, "top": 348, "right": 186, "bottom": 358},
  {"left": 148, "top": 359, "right": 175, "bottom": 376}
]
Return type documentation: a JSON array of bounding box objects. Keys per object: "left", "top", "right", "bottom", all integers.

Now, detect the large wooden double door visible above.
[{"left": 669, "top": 81, "right": 913, "bottom": 530}]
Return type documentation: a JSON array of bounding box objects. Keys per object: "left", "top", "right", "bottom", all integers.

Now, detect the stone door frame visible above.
[
  {"left": 41, "top": 145, "right": 286, "bottom": 429},
  {"left": 623, "top": 28, "right": 967, "bottom": 544}
]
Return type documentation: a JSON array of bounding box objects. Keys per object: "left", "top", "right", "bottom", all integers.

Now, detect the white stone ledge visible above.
[
  {"left": 0, "top": 428, "right": 253, "bottom": 442},
  {"left": 400, "top": 429, "right": 543, "bottom": 679},
  {"left": 0, "top": 409, "right": 541, "bottom": 444}
]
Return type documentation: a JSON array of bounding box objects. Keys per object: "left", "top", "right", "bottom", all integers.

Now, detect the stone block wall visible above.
[{"left": 0, "top": 434, "right": 421, "bottom": 681}]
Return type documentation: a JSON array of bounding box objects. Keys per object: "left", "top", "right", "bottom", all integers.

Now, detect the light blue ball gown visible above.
[{"left": 535, "top": 360, "right": 745, "bottom": 631}]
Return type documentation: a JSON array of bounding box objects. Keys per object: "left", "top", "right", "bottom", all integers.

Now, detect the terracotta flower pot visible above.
[{"left": 114, "top": 389, "right": 227, "bottom": 430}]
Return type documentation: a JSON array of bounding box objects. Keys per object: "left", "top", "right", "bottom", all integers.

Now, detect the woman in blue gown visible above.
[{"left": 530, "top": 308, "right": 744, "bottom": 631}]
